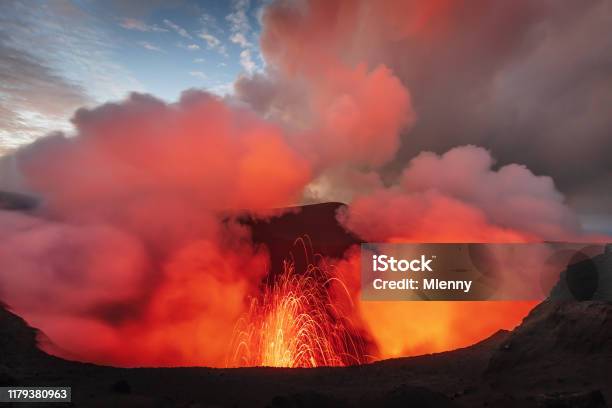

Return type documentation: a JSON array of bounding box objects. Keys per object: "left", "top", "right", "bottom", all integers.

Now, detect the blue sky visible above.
[
  {"left": 105, "top": 0, "right": 265, "bottom": 100},
  {"left": 0, "top": 0, "right": 267, "bottom": 151}
]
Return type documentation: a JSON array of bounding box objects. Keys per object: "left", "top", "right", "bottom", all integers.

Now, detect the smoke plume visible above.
[{"left": 0, "top": 0, "right": 608, "bottom": 366}]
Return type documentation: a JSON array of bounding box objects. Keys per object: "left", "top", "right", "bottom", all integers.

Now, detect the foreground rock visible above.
[
  {"left": 1, "top": 299, "right": 611, "bottom": 407},
  {"left": 484, "top": 300, "right": 612, "bottom": 407}
]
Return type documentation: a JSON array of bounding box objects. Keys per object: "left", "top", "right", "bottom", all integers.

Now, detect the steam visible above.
[
  {"left": 0, "top": 92, "right": 308, "bottom": 366},
  {"left": 0, "top": 0, "right": 607, "bottom": 366},
  {"left": 338, "top": 146, "right": 583, "bottom": 243}
]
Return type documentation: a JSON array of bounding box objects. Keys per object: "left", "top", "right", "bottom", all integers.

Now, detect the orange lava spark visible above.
[{"left": 228, "top": 239, "right": 366, "bottom": 368}]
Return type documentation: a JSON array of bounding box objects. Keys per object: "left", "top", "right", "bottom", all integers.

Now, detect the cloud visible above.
[
  {"left": 119, "top": 18, "right": 167, "bottom": 32},
  {"left": 199, "top": 32, "right": 221, "bottom": 48},
  {"left": 338, "top": 146, "right": 584, "bottom": 242},
  {"left": 227, "top": 0, "right": 258, "bottom": 72},
  {"left": 236, "top": 63, "right": 414, "bottom": 170},
  {"left": 302, "top": 0, "right": 612, "bottom": 214},
  {"left": 239, "top": 49, "right": 256, "bottom": 73},
  {"left": 189, "top": 71, "right": 207, "bottom": 80},
  {"left": 230, "top": 32, "right": 251, "bottom": 48},
  {"left": 0, "top": 0, "right": 143, "bottom": 149},
  {"left": 207, "top": 81, "right": 234, "bottom": 96},
  {"left": 94, "top": 0, "right": 183, "bottom": 19},
  {"left": 0, "top": 32, "right": 90, "bottom": 149},
  {"left": 139, "top": 41, "right": 162, "bottom": 52},
  {"left": 237, "top": 0, "right": 612, "bottom": 221},
  {"left": 198, "top": 32, "right": 227, "bottom": 56},
  {"left": 163, "top": 18, "right": 192, "bottom": 39},
  {"left": 226, "top": 0, "right": 251, "bottom": 36},
  {"left": 200, "top": 12, "right": 223, "bottom": 34},
  {"left": 0, "top": 91, "right": 311, "bottom": 366},
  {"left": 186, "top": 44, "right": 200, "bottom": 51},
  {"left": 377, "top": 0, "right": 612, "bottom": 214},
  {"left": 195, "top": 9, "right": 229, "bottom": 57},
  {"left": 0, "top": 35, "right": 87, "bottom": 115}
]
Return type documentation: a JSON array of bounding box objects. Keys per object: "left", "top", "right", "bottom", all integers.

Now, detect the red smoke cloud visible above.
[
  {"left": 21, "top": 92, "right": 310, "bottom": 213},
  {"left": 0, "top": 0, "right": 606, "bottom": 366},
  {"left": 0, "top": 92, "right": 309, "bottom": 366},
  {"left": 339, "top": 145, "right": 582, "bottom": 243},
  {"left": 304, "top": 64, "right": 411, "bottom": 168},
  {"left": 236, "top": 63, "right": 412, "bottom": 170},
  {"left": 238, "top": 0, "right": 415, "bottom": 171}
]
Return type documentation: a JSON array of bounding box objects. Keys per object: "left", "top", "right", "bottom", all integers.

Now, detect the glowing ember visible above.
[{"left": 228, "top": 240, "right": 367, "bottom": 367}]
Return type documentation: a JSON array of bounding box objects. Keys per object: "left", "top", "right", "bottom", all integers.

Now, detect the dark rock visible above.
[
  {"left": 549, "top": 247, "right": 612, "bottom": 301},
  {"left": 370, "top": 385, "right": 459, "bottom": 408},
  {"left": 488, "top": 300, "right": 612, "bottom": 373},
  {"left": 267, "top": 391, "right": 347, "bottom": 408},
  {"left": 536, "top": 390, "right": 607, "bottom": 408},
  {"left": 0, "top": 302, "right": 47, "bottom": 362},
  {"left": 111, "top": 379, "right": 132, "bottom": 394},
  {"left": 0, "top": 365, "right": 18, "bottom": 386}
]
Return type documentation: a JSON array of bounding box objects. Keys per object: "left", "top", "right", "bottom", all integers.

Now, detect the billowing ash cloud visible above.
[
  {"left": 0, "top": 91, "right": 309, "bottom": 366},
  {"left": 0, "top": 0, "right": 609, "bottom": 366},
  {"left": 339, "top": 146, "right": 587, "bottom": 243},
  {"left": 237, "top": 0, "right": 612, "bottom": 218},
  {"left": 237, "top": 66, "right": 413, "bottom": 170}
]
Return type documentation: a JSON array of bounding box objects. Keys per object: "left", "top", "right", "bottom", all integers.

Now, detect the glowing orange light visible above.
[{"left": 228, "top": 239, "right": 367, "bottom": 368}]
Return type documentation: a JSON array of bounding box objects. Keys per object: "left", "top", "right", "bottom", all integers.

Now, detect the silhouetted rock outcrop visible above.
[
  {"left": 489, "top": 300, "right": 612, "bottom": 369},
  {"left": 0, "top": 303, "right": 45, "bottom": 361},
  {"left": 550, "top": 244, "right": 612, "bottom": 301},
  {"left": 485, "top": 300, "right": 612, "bottom": 406}
]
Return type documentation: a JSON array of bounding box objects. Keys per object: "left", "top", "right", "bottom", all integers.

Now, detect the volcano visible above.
[{"left": 0, "top": 200, "right": 611, "bottom": 406}]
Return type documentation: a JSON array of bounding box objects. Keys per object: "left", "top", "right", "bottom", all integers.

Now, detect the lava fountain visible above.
[{"left": 228, "top": 239, "right": 367, "bottom": 367}]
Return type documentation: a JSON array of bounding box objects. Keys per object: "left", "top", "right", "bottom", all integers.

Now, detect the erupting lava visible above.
[{"left": 228, "top": 240, "right": 367, "bottom": 368}]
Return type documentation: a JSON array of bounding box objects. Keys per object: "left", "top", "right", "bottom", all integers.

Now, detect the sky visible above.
[
  {"left": 0, "top": 0, "right": 266, "bottom": 151},
  {"left": 0, "top": 0, "right": 611, "bottom": 233}
]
